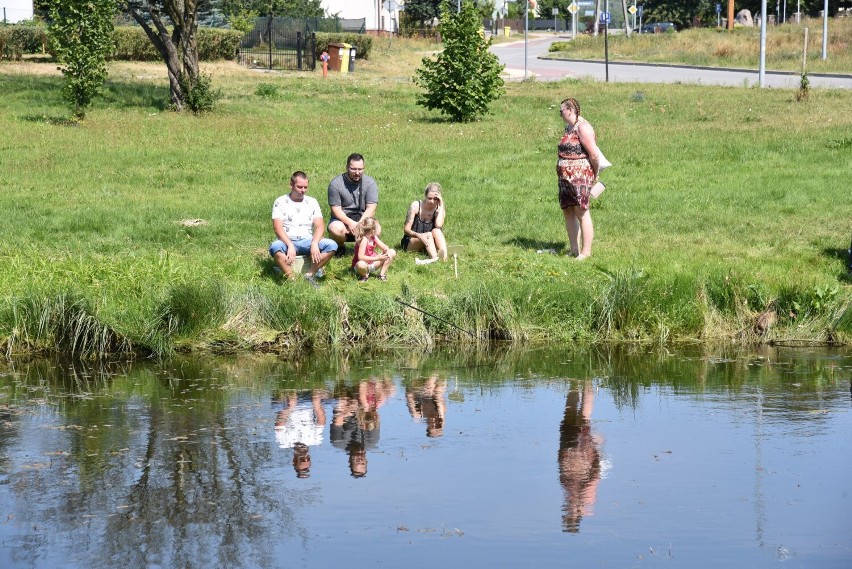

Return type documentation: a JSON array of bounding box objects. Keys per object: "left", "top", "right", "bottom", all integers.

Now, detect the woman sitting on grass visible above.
[
  {"left": 401, "top": 182, "right": 447, "bottom": 265},
  {"left": 353, "top": 217, "right": 396, "bottom": 282}
]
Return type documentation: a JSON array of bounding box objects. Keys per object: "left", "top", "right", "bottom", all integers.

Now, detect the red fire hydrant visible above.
[{"left": 320, "top": 51, "right": 330, "bottom": 78}]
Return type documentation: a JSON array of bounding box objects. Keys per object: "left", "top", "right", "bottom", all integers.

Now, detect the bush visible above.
[
  {"left": 179, "top": 72, "right": 222, "bottom": 114},
  {"left": 195, "top": 27, "right": 243, "bottom": 61},
  {"left": 110, "top": 26, "right": 242, "bottom": 61},
  {"left": 315, "top": 32, "right": 372, "bottom": 60},
  {"left": 0, "top": 25, "right": 48, "bottom": 60}
]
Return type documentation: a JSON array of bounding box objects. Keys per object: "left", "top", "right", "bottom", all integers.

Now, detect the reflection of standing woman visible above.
[
  {"left": 558, "top": 382, "right": 602, "bottom": 533},
  {"left": 557, "top": 98, "right": 603, "bottom": 260}
]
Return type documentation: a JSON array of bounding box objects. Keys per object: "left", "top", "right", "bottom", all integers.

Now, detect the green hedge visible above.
[
  {"left": 315, "top": 32, "right": 372, "bottom": 60},
  {"left": 1, "top": 25, "right": 369, "bottom": 62},
  {"left": 111, "top": 26, "right": 242, "bottom": 61},
  {"left": 1, "top": 24, "right": 241, "bottom": 61},
  {"left": 0, "top": 25, "right": 48, "bottom": 60}
]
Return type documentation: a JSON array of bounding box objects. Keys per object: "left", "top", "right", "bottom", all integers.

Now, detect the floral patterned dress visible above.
[{"left": 556, "top": 119, "right": 596, "bottom": 210}]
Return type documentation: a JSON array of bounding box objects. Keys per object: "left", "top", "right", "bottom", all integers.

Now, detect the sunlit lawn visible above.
[{"left": 0, "top": 35, "right": 850, "bottom": 351}]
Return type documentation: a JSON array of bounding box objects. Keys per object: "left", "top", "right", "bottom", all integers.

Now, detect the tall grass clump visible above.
[
  {"left": 2, "top": 292, "right": 128, "bottom": 359},
  {"left": 591, "top": 267, "right": 653, "bottom": 340},
  {"left": 416, "top": 285, "right": 522, "bottom": 342},
  {"left": 145, "top": 280, "right": 228, "bottom": 354}
]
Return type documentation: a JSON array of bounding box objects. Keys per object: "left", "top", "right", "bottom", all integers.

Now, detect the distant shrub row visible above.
[
  {"left": 111, "top": 26, "right": 242, "bottom": 61},
  {"left": 0, "top": 25, "right": 242, "bottom": 61},
  {"left": 315, "top": 32, "right": 372, "bottom": 60},
  {"left": 0, "top": 25, "right": 48, "bottom": 60},
  {"left": 1, "top": 25, "right": 373, "bottom": 62}
]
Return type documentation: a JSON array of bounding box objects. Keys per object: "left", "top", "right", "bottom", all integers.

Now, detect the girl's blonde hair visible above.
[
  {"left": 424, "top": 182, "right": 442, "bottom": 196},
  {"left": 354, "top": 216, "right": 377, "bottom": 242}
]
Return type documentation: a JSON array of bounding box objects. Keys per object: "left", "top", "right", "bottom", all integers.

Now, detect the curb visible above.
[{"left": 539, "top": 57, "right": 852, "bottom": 79}]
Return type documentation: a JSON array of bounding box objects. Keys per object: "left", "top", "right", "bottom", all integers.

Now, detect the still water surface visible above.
[{"left": 0, "top": 346, "right": 849, "bottom": 568}]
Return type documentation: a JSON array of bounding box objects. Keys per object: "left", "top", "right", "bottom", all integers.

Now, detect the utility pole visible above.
[
  {"left": 727, "top": 0, "right": 735, "bottom": 30},
  {"left": 759, "top": 0, "right": 767, "bottom": 86}
]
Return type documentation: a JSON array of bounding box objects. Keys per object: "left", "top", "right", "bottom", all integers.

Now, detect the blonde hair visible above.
[
  {"left": 424, "top": 182, "right": 442, "bottom": 197},
  {"left": 354, "top": 216, "right": 378, "bottom": 242}
]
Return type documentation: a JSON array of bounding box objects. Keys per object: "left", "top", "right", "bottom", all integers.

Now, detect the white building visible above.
[
  {"left": 1, "top": 0, "right": 33, "bottom": 23},
  {"left": 323, "top": 0, "right": 401, "bottom": 33}
]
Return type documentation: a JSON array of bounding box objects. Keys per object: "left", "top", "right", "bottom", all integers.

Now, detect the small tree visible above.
[
  {"left": 46, "top": 0, "right": 116, "bottom": 120},
  {"left": 414, "top": 0, "right": 504, "bottom": 122}
]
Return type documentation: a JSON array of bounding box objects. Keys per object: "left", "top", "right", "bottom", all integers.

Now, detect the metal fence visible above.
[{"left": 237, "top": 18, "right": 317, "bottom": 71}]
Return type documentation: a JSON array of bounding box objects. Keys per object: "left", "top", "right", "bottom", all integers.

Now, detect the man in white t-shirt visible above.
[{"left": 269, "top": 171, "right": 338, "bottom": 282}]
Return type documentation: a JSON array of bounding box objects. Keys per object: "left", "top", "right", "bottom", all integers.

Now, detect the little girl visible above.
[{"left": 352, "top": 217, "right": 396, "bottom": 281}]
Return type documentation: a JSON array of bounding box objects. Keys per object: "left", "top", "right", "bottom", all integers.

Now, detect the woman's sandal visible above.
[{"left": 377, "top": 275, "right": 387, "bottom": 281}]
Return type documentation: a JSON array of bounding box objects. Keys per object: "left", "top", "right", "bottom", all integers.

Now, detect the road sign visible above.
[
  {"left": 715, "top": 3, "right": 722, "bottom": 13},
  {"left": 637, "top": 5, "right": 643, "bottom": 16},
  {"left": 599, "top": 11, "right": 611, "bottom": 24},
  {"left": 628, "top": 5, "right": 637, "bottom": 14},
  {"left": 567, "top": 2, "right": 579, "bottom": 15}
]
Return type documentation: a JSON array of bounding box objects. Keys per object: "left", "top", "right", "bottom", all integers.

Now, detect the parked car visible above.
[{"left": 638, "top": 22, "right": 676, "bottom": 34}]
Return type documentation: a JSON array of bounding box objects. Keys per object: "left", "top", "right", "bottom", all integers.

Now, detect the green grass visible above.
[
  {"left": 546, "top": 17, "right": 852, "bottom": 74},
  {"left": 0, "top": 37, "right": 850, "bottom": 356}
]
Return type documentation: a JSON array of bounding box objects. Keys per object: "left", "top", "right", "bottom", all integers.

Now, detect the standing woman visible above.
[
  {"left": 401, "top": 182, "right": 447, "bottom": 265},
  {"left": 557, "top": 98, "right": 602, "bottom": 260}
]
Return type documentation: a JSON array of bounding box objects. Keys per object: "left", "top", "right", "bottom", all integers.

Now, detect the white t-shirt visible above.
[
  {"left": 271, "top": 194, "right": 323, "bottom": 241},
  {"left": 274, "top": 406, "right": 325, "bottom": 449}
]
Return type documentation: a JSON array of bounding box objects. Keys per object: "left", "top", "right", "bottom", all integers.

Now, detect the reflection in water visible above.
[
  {"left": 558, "top": 382, "right": 602, "bottom": 533},
  {"left": 0, "top": 346, "right": 848, "bottom": 568},
  {"left": 330, "top": 379, "right": 395, "bottom": 477},
  {"left": 273, "top": 390, "right": 328, "bottom": 478},
  {"left": 406, "top": 375, "right": 447, "bottom": 438}
]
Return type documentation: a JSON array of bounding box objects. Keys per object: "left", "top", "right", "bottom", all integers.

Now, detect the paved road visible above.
[{"left": 491, "top": 34, "right": 852, "bottom": 89}]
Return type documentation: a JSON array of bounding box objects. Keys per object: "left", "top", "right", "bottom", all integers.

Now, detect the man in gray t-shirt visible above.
[{"left": 327, "top": 153, "right": 381, "bottom": 245}]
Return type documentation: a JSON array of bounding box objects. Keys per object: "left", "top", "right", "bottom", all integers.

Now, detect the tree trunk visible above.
[{"left": 123, "top": 0, "right": 200, "bottom": 111}]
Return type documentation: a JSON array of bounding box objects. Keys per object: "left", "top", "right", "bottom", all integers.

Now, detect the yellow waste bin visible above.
[
  {"left": 504, "top": 26, "right": 511, "bottom": 37},
  {"left": 339, "top": 43, "right": 351, "bottom": 74}
]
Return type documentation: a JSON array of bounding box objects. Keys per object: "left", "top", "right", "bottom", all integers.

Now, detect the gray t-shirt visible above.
[{"left": 327, "top": 173, "right": 379, "bottom": 221}]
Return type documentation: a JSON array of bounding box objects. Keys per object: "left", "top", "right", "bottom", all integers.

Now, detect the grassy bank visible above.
[
  {"left": 0, "top": 38, "right": 850, "bottom": 357},
  {"left": 546, "top": 17, "right": 852, "bottom": 74}
]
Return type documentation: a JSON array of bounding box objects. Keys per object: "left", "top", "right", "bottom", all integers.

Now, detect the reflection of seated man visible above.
[
  {"left": 274, "top": 391, "right": 327, "bottom": 478},
  {"left": 558, "top": 382, "right": 602, "bottom": 533},
  {"left": 330, "top": 379, "right": 395, "bottom": 477},
  {"left": 405, "top": 375, "right": 447, "bottom": 438}
]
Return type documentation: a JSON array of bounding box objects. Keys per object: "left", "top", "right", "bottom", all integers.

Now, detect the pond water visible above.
[{"left": 0, "top": 345, "right": 849, "bottom": 569}]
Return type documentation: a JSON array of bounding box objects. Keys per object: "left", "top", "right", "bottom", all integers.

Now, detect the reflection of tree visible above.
[
  {"left": 405, "top": 374, "right": 447, "bottom": 438},
  {"left": 0, "top": 357, "right": 319, "bottom": 568},
  {"left": 558, "top": 382, "right": 602, "bottom": 533}
]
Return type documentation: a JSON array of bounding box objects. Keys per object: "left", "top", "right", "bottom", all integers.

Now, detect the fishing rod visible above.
[{"left": 394, "top": 298, "right": 478, "bottom": 339}]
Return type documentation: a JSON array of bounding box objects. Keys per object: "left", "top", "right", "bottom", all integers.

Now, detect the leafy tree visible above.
[
  {"left": 414, "top": 0, "right": 504, "bottom": 122},
  {"left": 506, "top": 1, "right": 523, "bottom": 19},
  {"left": 46, "top": 0, "right": 116, "bottom": 120},
  {"left": 640, "top": 0, "right": 849, "bottom": 28},
  {"left": 475, "top": 0, "right": 497, "bottom": 18},
  {"left": 219, "top": 0, "right": 323, "bottom": 18},
  {"left": 405, "top": 0, "right": 443, "bottom": 25}
]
